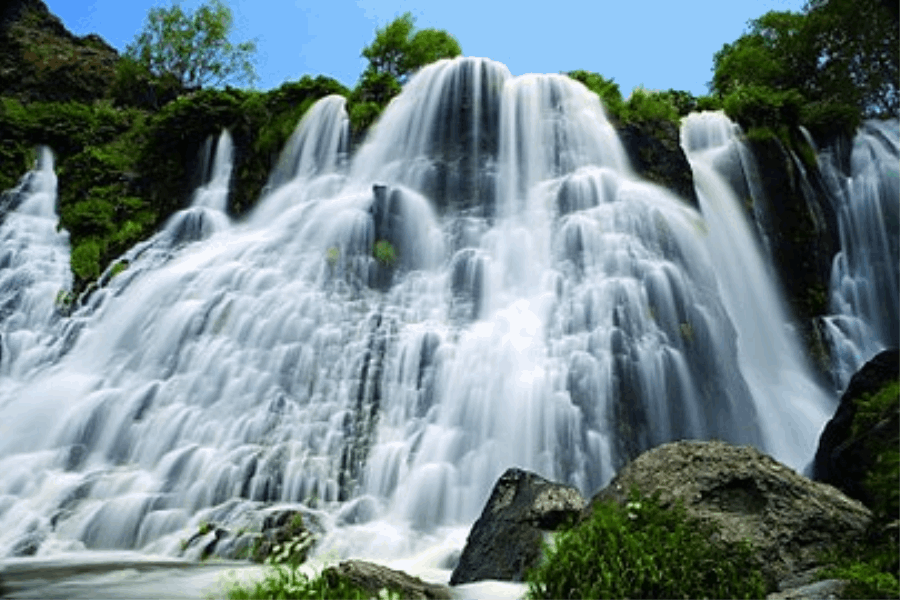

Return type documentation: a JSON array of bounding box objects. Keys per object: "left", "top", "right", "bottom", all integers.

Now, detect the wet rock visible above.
[
  {"left": 323, "top": 559, "right": 452, "bottom": 600},
  {"left": 813, "top": 348, "right": 900, "bottom": 511},
  {"left": 766, "top": 578, "right": 849, "bottom": 600},
  {"left": 181, "top": 508, "right": 317, "bottom": 563},
  {"left": 589, "top": 439, "right": 872, "bottom": 590},
  {"left": 617, "top": 119, "right": 699, "bottom": 208},
  {"left": 449, "top": 467, "right": 585, "bottom": 585}
]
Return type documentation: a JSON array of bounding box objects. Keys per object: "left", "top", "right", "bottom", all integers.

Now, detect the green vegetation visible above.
[
  {"left": 811, "top": 377, "right": 900, "bottom": 599},
  {"left": 710, "top": 0, "right": 897, "bottom": 142},
  {"left": 373, "top": 240, "right": 397, "bottom": 267},
  {"left": 852, "top": 379, "right": 900, "bottom": 523},
  {"left": 224, "top": 566, "right": 398, "bottom": 600},
  {"left": 526, "top": 489, "right": 766, "bottom": 599},
  {"left": 349, "top": 12, "right": 461, "bottom": 132},
  {"left": 125, "top": 0, "right": 257, "bottom": 90}
]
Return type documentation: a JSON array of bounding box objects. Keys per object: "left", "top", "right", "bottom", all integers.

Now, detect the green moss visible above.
[
  {"left": 526, "top": 489, "right": 766, "bottom": 599},
  {"left": 70, "top": 238, "right": 102, "bottom": 282},
  {"left": 851, "top": 381, "right": 899, "bottom": 439},
  {"left": 373, "top": 240, "right": 397, "bottom": 266}
]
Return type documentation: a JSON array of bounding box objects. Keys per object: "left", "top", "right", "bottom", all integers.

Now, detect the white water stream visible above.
[
  {"left": 0, "top": 58, "right": 861, "bottom": 594},
  {"left": 817, "top": 119, "right": 899, "bottom": 389}
]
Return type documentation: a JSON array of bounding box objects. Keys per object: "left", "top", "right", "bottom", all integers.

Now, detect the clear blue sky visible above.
[{"left": 45, "top": 0, "right": 808, "bottom": 96}]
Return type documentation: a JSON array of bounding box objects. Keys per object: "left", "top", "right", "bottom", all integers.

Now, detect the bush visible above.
[
  {"left": 526, "top": 489, "right": 767, "bottom": 599},
  {"left": 722, "top": 84, "right": 805, "bottom": 130}
]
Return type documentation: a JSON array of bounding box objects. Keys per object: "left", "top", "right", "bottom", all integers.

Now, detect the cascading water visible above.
[
  {"left": 817, "top": 119, "right": 899, "bottom": 389},
  {"left": 0, "top": 58, "right": 841, "bottom": 569},
  {"left": 0, "top": 147, "right": 71, "bottom": 380},
  {"left": 680, "top": 112, "right": 833, "bottom": 470}
]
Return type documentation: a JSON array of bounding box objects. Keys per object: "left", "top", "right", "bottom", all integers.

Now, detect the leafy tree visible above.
[
  {"left": 360, "top": 12, "right": 461, "bottom": 85},
  {"left": 125, "top": 0, "right": 257, "bottom": 90},
  {"left": 350, "top": 12, "right": 461, "bottom": 131},
  {"left": 711, "top": 0, "right": 898, "bottom": 129}
]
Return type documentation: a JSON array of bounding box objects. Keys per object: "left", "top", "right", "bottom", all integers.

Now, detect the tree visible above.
[
  {"left": 125, "top": 0, "right": 257, "bottom": 90},
  {"left": 359, "top": 12, "right": 461, "bottom": 85},
  {"left": 349, "top": 12, "right": 461, "bottom": 131}
]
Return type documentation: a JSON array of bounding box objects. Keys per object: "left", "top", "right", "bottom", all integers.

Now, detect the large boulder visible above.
[
  {"left": 323, "top": 560, "right": 452, "bottom": 600},
  {"left": 588, "top": 440, "right": 872, "bottom": 590},
  {"left": 812, "top": 348, "right": 900, "bottom": 516},
  {"left": 449, "top": 468, "right": 585, "bottom": 585}
]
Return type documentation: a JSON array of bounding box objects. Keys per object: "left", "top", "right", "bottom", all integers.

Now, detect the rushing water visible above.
[
  {"left": 680, "top": 112, "right": 832, "bottom": 470},
  {"left": 0, "top": 58, "right": 852, "bottom": 571},
  {"left": 817, "top": 119, "right": 899, "bottom": 389}
]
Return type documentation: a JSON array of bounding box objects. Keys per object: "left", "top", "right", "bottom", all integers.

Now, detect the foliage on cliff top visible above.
[
  {"left": 711, "top": 0, "right": 898, "bottom": 142},
  {"left": 526, "top": 488, "right": 767, "bottom": 599},
  {"left": 349, "top": 12, "right": 462, "bottom": 134}
]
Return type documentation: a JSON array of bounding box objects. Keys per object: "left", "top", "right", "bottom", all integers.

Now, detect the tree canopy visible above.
[
  {"left": 710, "top": 0, "right": 898, "bottom": 135},
  {"left": 125, "top": 0, "right": 257, "bottom": 90},
  {"left": 360, "top": 12, "right": 462, "bottom": 85}
]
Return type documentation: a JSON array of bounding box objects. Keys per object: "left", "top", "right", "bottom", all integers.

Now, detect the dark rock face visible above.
[
  {"left": 323, "top": 560, "right": 452, "bottom": 600},
  {"left": 744, "top": 135, "right": 840, "bottom": 380},
  {"left": 617, "top": 119, "right": 699, "bottom": 208},
  {"left": 589, "top": 440, "right": 872, "bottom": 590},
  {"left": 0, "top": 0, "right": 118, "bottom": 103},
  {"left": 812, "top": 348, "right": 900, "bottom": 507},
  {"left": 449, "top": 468, "right": 585, "bottom": 585}
]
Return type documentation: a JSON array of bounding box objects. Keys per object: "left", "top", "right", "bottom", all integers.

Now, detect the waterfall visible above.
[
  {"left": 0, "top": 147, "right": 71, "bottom": 380},
  {"left": 681, "top": 112, "right": 833, "bottom": 470},
  {"left": 818, "top": 119, "right": 899, "bottom": 389},
  {"left": 0, "top": 59, "right": 856, "bottom": 562}
]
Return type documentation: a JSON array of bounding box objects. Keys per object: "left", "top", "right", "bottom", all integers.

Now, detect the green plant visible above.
[
  {"left": 526, "top": 489, "right": 766, "bottom": 599},
  {"left": 817, "top": 536, "right": 900, "bottom": 599},
  {"left": 224, "top": 565, "right": 399, "bottom": 600},
  {"left": 373, "top": 240, "right": 397, "bottom": 267}
]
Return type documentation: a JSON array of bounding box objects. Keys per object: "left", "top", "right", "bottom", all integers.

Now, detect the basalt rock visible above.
[
  {"left": 812, "top": 348, "right": 900, "bottom": 514},
  {"left": 744, "top": 134, "right": 840, "bottom": 381},
  {"left": 617, "top": 119, "right": 699, "bottom": 208},
  {"left": 449, "top": 467, "right": 585, "bottom": 585},
  {"left": 588, "top": 440, "right": 872, "bottom": 590}
]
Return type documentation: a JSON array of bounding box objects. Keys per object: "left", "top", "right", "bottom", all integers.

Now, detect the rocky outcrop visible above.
[
  {"left": 323, "top": 560, "right": 452, "bottom": 600},
  {"left": 587, "top": 440, "right": 872, "bottom": 590},
  {"left": 180, "top": 507, "right": 318, "bottom": 563},
  {"left": 0, "top": 0, "right": 118, "bottom": 103},
  {"left": 617, "top": 119, "right": 699, "bottom": 208},
  {"left": 812, "top": 348, "right": 900, "bottom": 513},
  {"left": 745, "top": 133, "right": 840, "bottom": 380},
  {"left": 449, "top": 467, "right": 585, "bottom": 585}
]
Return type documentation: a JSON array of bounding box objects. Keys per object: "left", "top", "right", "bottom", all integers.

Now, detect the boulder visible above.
[
  {"left": 812, "top": 348, "right": 899, "bottom": 512},
  {"left": 588, "top": 440, "right": 872, "bottom": 589},
  {"left": 322, "top": 560, "right": 452, "bottom": 600},
  {"left": 449, "top": 467, "right": 585, "bottom": 585}
]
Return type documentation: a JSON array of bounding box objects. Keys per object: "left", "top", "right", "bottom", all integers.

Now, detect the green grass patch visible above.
[{"left": 526, "top": 489, "right": 766, "bottom": 599}]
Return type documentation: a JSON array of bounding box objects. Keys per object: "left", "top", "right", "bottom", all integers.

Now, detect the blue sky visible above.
[{"left": 46, "top": 0, "right": 808, "bottom": 96}]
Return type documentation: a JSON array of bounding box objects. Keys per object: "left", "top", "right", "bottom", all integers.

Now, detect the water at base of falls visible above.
[{"left": 0, "top": 59, "right": 839, "bottom": 570}]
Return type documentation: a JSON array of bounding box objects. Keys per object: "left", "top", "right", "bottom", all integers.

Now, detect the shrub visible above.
[{"left": 526, "top": 489, "right": 766, "bottom": 599}]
